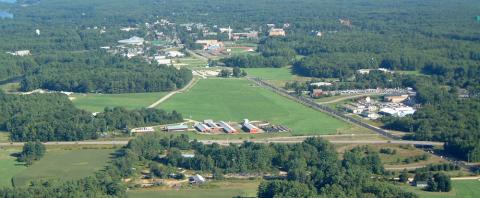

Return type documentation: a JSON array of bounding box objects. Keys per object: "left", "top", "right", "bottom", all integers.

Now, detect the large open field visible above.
[
  {"left": 158, "top": 79, "right": 351, "bottom": 135},
  {"left": 0, "top": 82, "right": 20, "bottom": 93},
  {"left": 71, "top": 92, "right": 167, "bottom": 112},
  {"left": 12, "top": 149, "right": 115, "bottom": 187},
  {"left": 336, "top": 144, "right": 447, "bottom": 171},
  {"left": 402, "top": 180, "right": 480, "bottom": 198},
  {"left": 244, "top": 67, "right": 301, "bottom": 81},
  {"left": 0, "top": 148, "right": 26, "bottom": 187},
  {"left": 244, "top": 67, "right": 329, "bottom": 88},
  {"left": 128, "top": 180, "right": 259, "bottom": 198},
  {"left": 0, "top": 131, "right": 9, "bottom": 143}
]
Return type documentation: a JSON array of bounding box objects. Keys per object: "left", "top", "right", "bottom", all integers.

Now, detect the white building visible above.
[
  {"left": 268, "top": 28, "right": 286, "bottom": 37},
  {"left": 118, "top": 36, "right": 144, "bottom": 45},
  {"left": 155, "top": 56, "right": 172, "bottom": 65},
  {"left": 166, "top": 51, "right": 185, "bottom": 58},
  {"left": 120, "top": 27, "right": 139, "bottom": 32},
  {"left": 189, "top": 174, "right": 206, "bottom": 184},
  {"left": 310, "top": 82, "right": 333, "bottom": 87},
  {"left": 379, "top": 107, "right": 416, "bottom": 117},
  {"left": 357, "top": 69, "right": 372, "bottom": 74},
  {"left": 361, "top": 111, "right": 380, "bottom": 120},
  {"left": 131, "top": 127, "right": 155, "bottom": 133},
  {"left": 7, "top": 50, "right": 31, "bottom": 56},
  {"left": 396, "top": 107, "right": 416, "bottom": 117},
  {"left": 357, "top": 68, "right": 394, "bottom": 75}
]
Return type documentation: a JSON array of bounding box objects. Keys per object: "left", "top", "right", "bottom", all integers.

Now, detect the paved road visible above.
[
  {"left": 148, "top": 77, "right": 198, "bottom": 108},
  {"left": 317, "top": 93, "right": 383, "bottom": 104},
  {"left": 247, "top": 77, "right": 403, "bottom": 140},
  {"left": 198, "top": 139, "right": 444, "bottom": 146},
  {"left": 0, "top": 141, "right": 129, "bottom": 147},
  {"left": 0, "top": 138, "right": 444, "bottom": 147}
]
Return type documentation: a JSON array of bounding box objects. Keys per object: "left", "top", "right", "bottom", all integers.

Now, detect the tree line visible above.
[
  {"left": 18, "top": 52, "right": 192, "bottom": 94},
  {"left": 382, "top": 81, "right": 480, "bottom": 162},
  {"left": 0, "top": 91, "right": 183, "bottom": 142},
  {"left": 111, "top": 134, "right": 417, "bottom": 197}
]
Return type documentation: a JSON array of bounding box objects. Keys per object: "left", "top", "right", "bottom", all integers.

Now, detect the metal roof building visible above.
[
  {"left": 243, "top": 122, "right": 259, "bottom": 133},
  {"left": 204, "top": 120, "right": 218, "bottom": 128},
  {"left": 118, "top": 36, "right": 144, "bottom": 45},
  {"left": 166, "top": 124, "right": 189, "bottom": 132},
  {"left": 194, "top": 123, "right": 211, "bottom": 132},
  {"left": 189, "top": 174, "right": 206, "bottom": 184},
  {"left": 219, "top": 121, "right": 237, "bottom": 133}
]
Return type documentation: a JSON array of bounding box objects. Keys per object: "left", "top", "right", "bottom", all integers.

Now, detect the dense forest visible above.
[
  {"left": 18, "top": 52, "right": 192, "bottom": 93},
  {"left": 383, "top": 86, "right": 480, "bottom": 162},
  {"left": 114, "top": 135, "right": 417, "bottom": 197},
  {"left": 0, "top": 0, "right": 480, "bottom": 173},
  {"left": 0, "top": 91, "right": 183, "bottom": 141}
]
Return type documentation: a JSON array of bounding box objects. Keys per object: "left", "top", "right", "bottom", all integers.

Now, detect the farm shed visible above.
[
  {"left": 166, "top": 124, "right": 189, "bottom": 132},
  {"left": 219, "top": 121, "right": 237, "bottom": 133}
]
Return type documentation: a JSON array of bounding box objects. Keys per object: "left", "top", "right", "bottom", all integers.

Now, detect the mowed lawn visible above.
[
  {"left": 0, "top": 148, "right": 26, "bottom": 187},
  {"left": 402, "top": 180, "right": 480, "bottom": 198},
  {"left": 243, "top": 67, "right": 331, "bottom": 88},
  {"left": 128, "top": 180, "right": 259, "bottom": 198},
  {"left": 12, "top": 149, "right": 115, "bottom": 187},
  {"left": 0, "top": 131, "right": 9, "bottom": 143},
  {"left": 72, "top": 92, "right": 167, "bottom": 112},
  {"left": 244, "top": 67, "right": 297, "bottom": 80},
  {"left": 158, "top": 79, "right": 349, "bottom": 135}
]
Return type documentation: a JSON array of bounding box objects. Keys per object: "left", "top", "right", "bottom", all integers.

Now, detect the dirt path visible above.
[
  {"left": 384, "top": 165, "right": 428, "bottom": 171},
  {"left": 451, "top": 176, "right": 480, "bottom": 180},
  {"left": 185, "top": 49, "right": 208, "bottom": 61},
  {"left": 147, "top": 77, "right": 198, "bottom": 108}
]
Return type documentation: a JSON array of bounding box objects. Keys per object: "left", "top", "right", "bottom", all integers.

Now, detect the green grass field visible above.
[
  {"left": 0, "top": 82, "right": 20, "bottom": 93},
  {"left": 175, "top": 57, "right": 208, "bottom": 68},
  {"left": 0, "top": 148, "right": 26, "bottom": 187},
  {"left": 244, "top": 67, "right": 298, "bottom": 80},
  {"left": 402, "top": 180, "right": 480, "bottom": 198},
  {"left": 0, "top": 131, "right": 9, "bottom": 143},
  {"left": 128, "top": 180, "right": 259, "bottom": 198},
  {"left": 243, "top": 67, "right": 333, "bottom": 88},
  {"left": 12, "top": 149, "right": 115, "bottom": 187},
  {"left": 71, "top": 92, "right": 167, "bottom": 112},
  {"left": 396, "top": 70, "right": 428, "bottom": 76},
  {"left": 158, "top": 79, "right": 350, "bottom": 135}
]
